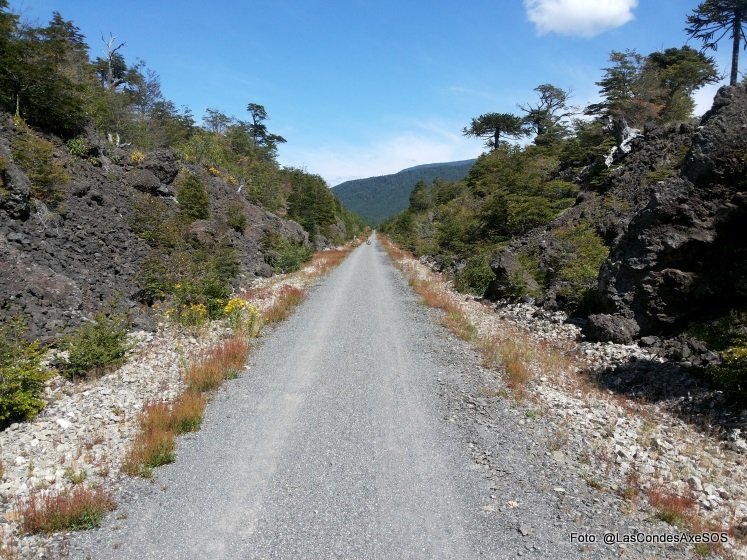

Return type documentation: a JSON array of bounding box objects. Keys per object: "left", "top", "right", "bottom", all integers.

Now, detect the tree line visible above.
[
  {"left": 382, "top": 1, "right": 746, "bottom": 299},
  {"left": 0, "top": 1, "right": 364, "bottom": 244}
]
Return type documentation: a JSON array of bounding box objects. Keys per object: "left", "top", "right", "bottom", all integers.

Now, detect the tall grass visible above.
[
  {"left": 262, "top": 285, "right": 305, "bottom": 324},
  {"left": 18, "top": 487, "right": 115, "bottom": 534},
  {"left": 124, "top": 336, "right": 249, "bottom": 477}
]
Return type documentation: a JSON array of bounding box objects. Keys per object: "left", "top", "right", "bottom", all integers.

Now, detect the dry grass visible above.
[
  {"left": 442, "top": 310, "right": 476, "bottom": 341},
  {"left": 170, "top": 390, "right": 205, "bottom": 434},
  {"left": 122, "top": 402, "right": 177, "bottom": 477},
  {"left": 648, "top": 487, "right": 698, "bottom": 527},
  {"left": 309, "top": 247, "right": 353, "bottom": 276},
  {"left": 184, "top": 336, "right": 249, "bottom": 391},
  {"left": 124, "top": 336, "right": 248, "bottom": 477},
  {"left": 383, "top": 235, "right": 581, "bottom": 401},
  {"left": 262, "top": 285, "right": 305, "bottom": 324},
  {"left": 206, "top": 337, "right": 250, "bottom": 380},
  {"left": 184, "top": 357, "right": 225, "bottom": 393},
  {"left": 18, "top": 486, "right": 115, "bottom": 534},
  {"left": 379, "top": 235, "right": 413, "bottom": 262}
]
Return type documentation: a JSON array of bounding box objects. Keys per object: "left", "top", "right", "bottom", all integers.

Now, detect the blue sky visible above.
[{"left": 14, "top": 0, "right": 736, "bottom": 186}]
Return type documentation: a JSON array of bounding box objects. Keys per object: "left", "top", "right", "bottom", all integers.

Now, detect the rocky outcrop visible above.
[
  {"left": 0, "top": 115, "right": 313, "bottom": 342},
  {"left": 597, "top": 85, "right": 747, "bottom": 338},
  {"left": 487, "top": 85, "right": 747, "bottom": 346}
]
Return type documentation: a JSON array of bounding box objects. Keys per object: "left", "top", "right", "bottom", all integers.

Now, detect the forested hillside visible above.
[
  {"left": 382, "top": 45, "right": 746, "bottom": 396},
  {"left": 0, "top": 2, "right": 364, "bottom": 344},
  {"left": 332, "top": 159, "right": 475, "bottom": 224}
]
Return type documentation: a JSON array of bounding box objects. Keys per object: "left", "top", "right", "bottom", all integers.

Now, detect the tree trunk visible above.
[
  {"left": 731, "top": 11, "right": 741, "bottom": 86},
  {"left": 492, "top": 130, "right": 500, "bottom": 151}
]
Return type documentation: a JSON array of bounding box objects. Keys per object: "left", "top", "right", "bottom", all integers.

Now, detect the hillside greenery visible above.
[
  {"left": 0, "top": 2, "right": 363, "bottom": 243},
  {"left": 0, "top": 2, "right": 365, "bottom": 409},
  {"left": 382, "top": 45, "right": 719, "bottom": 300},
  {"left": 332, "top": 160, "right": 475, "bottom": 225}
]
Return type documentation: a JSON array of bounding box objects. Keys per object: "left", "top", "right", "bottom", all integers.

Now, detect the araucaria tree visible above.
[
  {"left": 462, "top": 112, "right": 528, "bottom": 151},
  {"left": 686, "top": 0, "right": 747, "bottom": 85}
]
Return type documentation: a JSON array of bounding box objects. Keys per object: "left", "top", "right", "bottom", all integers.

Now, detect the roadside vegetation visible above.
[
  {"left": 381, "top": 235, "right": 741, "bottom": 557},
  {"left": 381, "top": 45, "right": 721, "bottom": 307},
  {"left": 122, "top": 241, "right": 359, "bottom": 478},
  {"left": 0, "top": 2, "right": 365, "bottom": 436}
]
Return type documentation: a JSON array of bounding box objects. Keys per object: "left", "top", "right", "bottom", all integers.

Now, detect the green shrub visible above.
[
  {"left": 263, "top": 235, "right": 312, "bottom": 273},
  {"left": 454, "top": 254, "right": 495, "bottom": 295},
  {"left": 59, "top": 313, "right": 131, "bottom": 380},
  {"left": 65, "top": 137, "right": 90, "bottom": 158},
  {"left": 176, "top": 173, "right": 209, "bottom": 221},
  {"left": 552, "top": 222, "right": 609, "bottom": 308},
  {"left": 129, "top": 195, "right": 182, "bottom": 248},
  {"left": 11, "top": 123, "right": 69, "bottom": 205},
  {"left": 689, "top": 310, "right": 747, "bottom": 392},
  {"left": 706, "top": 346, "right": 747, "bottom": 392},
  {"left": 0, "top": 319, "right": 50, "bottom": 428},
  {"left": 644, "top": 168, "right": 675, "bottom": 185},
  {"left": 226, "top": 202, "right": 247, "bottom": 233}
]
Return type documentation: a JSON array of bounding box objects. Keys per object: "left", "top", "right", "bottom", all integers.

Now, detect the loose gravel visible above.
[{"left": 64, "top": 237, "right": 705, "bottom": 559}]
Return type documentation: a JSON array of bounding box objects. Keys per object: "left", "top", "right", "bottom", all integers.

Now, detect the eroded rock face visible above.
[
  {"left": 486, "top": 85, "right": 747, "bottom": 343},
  {"left": 0, "top": 114, "right": 317, "bottom": 341},
  {"left": 598, "top": 85, "right": 747, "bottom": 338}
]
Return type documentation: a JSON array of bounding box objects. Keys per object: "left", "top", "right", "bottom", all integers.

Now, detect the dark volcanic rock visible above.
[
  {"left": 0, "top": 113, "right": 323, "bottom": 341},
  {"left": 141, "top": 149, "right": 180, "bottom": 184},
  {"left": 0, "top": 138, "right": 31, "bottom": 220},
  {"left": 598, "top": 86, "right": 747, "bottom": 336},
  {"left": 485, "top": 251, "right": 539, "bottom": 301},
  {"left": 685, "top": 85, "right": 747, "bottom": 185},
  {"left": 125, "top": 169, "right": 171, "bottom": 196},
  {"left": 584, "top": 314, "right": 640, "bottom": 344}
]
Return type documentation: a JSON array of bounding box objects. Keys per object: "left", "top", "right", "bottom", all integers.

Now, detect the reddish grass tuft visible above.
[
  {"left": 206, "top": 336, "right": 250, "bottom": 379},
  {"left": 648, "top": 488, "right": 698, "bottom": 526},
  {"left": 170, "top": 390, "right": 205, "bottom": 434},
  {"left": 122, "top": 413, "right": 176, "bottom": 477},
  {"left": 184, "top": 337, "right": 248, "bottom": 391},
  {"left": 18, "top": 486, "right": 115, "bottom": 534},
  {"left": 123, "top": 336, "right": 249, "bottom": 477},
  {"left": 379, "top": 235, "right": 413, "bottom": 262},
  {"left": 263, "top": 285, "right": 305, "bottom": 324},
  {"left": 184, "top": 358, "right": 225, "bottom": 393},
  {"left": 310, "top": 247, "right": 352, "bottom": 276}
]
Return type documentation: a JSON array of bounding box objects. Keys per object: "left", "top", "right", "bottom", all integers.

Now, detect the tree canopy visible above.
[
  {"left": 462, "top": 112, "right": 528, "bottom": 151},
  {"left": 686, "top": 0, "right": 747, "bottom": 85}
]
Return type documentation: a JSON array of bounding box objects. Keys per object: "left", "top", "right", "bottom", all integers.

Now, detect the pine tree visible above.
[{"left": 686, "top": 0, "right": 747, "bottom": 85}]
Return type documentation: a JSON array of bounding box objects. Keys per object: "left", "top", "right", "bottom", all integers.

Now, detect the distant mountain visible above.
[{"left": 331, "top": 159, "right": 476, "bottom": 225}]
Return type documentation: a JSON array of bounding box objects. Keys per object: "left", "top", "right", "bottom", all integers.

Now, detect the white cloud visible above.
[
  {"left": 524, "top": 0, "right": 638, "bottom": 38},
  {"left": 278, "top": 121, "right": 483, "bottom": 187}
]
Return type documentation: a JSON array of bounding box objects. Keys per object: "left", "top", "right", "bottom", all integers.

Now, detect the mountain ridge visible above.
[{"left": 332, "top": 159, "right": 476, "bottom": 225}]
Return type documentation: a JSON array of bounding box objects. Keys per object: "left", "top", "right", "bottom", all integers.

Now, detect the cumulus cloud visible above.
[
  {"left": 278, "top": 122, "right": 483, "bottom": 186},
  {"left": 524, "top": 0, "right": 638, "bottom": 38}
]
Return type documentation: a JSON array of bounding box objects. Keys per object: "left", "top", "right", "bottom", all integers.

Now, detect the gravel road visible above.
[{"left": 70, "top": 237, "right": 693, "bottom": 559}]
